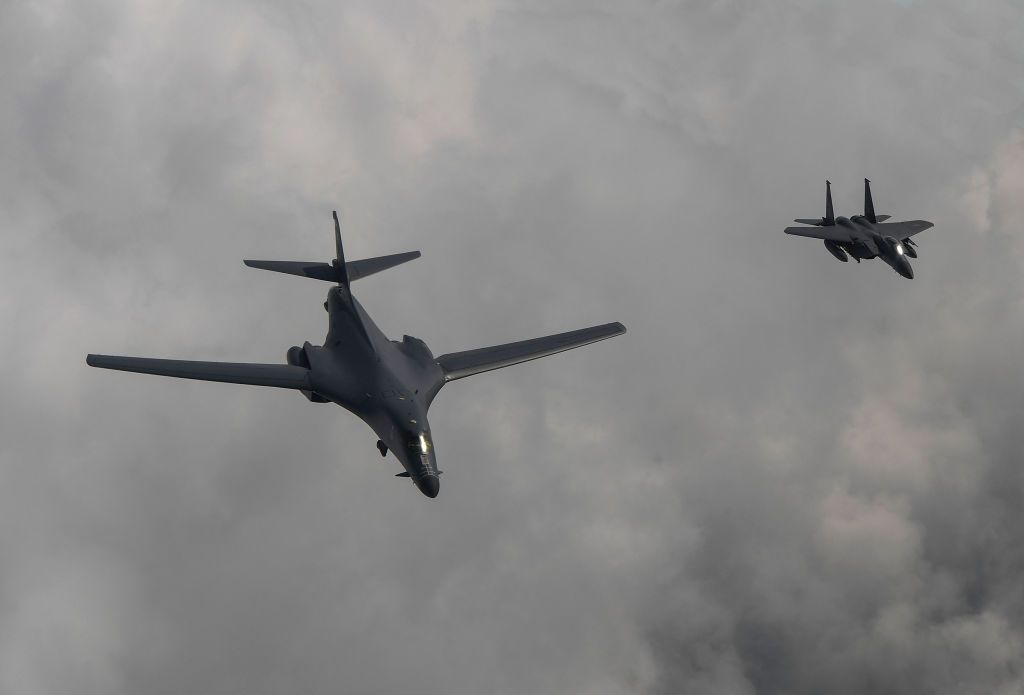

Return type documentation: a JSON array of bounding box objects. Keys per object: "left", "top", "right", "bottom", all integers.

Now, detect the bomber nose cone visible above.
[{"left": 417, "top": 474, "right": 440, "bottom": 498}]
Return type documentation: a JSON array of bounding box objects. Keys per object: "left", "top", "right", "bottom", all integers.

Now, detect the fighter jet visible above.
[
  {"left": 784, "top": 179, "right": 933, "bottom": 278},
  {"left": 87, "top": 213, "right": 625, "bottom": 498}
]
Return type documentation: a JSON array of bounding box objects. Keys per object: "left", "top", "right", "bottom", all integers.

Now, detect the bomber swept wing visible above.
[
  {"left": 85, "top": 355, "right": 312, "bottom": 389},
  {"left": 437, "top": 322, "right": 626, "bottom": 381}
]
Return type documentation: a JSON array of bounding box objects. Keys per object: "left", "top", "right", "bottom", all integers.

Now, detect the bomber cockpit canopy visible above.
[{"left": 405, "top": 430, "right": 433, "bottom": 455}]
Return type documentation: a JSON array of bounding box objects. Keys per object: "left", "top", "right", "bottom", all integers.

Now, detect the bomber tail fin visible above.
[{"left": 332, "top": 211, "right": 350, "bottom": 286}]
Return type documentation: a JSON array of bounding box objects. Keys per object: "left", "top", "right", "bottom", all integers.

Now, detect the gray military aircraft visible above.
[
  {"left": 87, "top": 213, "right": 625, "bottom": 498},
  {"left": 784, "top": 179, "right": 933, "bottom": 278}
]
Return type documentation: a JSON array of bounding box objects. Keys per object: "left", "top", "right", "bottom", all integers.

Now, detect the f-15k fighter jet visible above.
[
  {"left": 87, "top": 213, "right": 625, "bottom": 498},
  {"left": 784, "top": 179, "right": 933, "bottom": 278}
]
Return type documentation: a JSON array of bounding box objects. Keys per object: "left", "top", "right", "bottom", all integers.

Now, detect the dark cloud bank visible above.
[{"left": 1, "top": 1, "right": 1023, "bottom": 693}]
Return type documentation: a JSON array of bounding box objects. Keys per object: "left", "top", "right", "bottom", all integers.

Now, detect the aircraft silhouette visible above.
[
  {"left": 785, "top": 179, "right": 933, "bottom": 278},
  {"left": 87, "top": 213, "right": 625, "bottom": 498}
]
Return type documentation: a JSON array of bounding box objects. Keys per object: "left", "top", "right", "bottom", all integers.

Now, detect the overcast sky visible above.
[{"left": 1, "top": 1, "right": 1023, "bottom": 693}]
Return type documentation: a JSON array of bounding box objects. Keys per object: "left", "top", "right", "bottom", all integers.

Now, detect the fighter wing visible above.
[
  {"left": 783, "top": 225, "right": 853, "bottom": 242},
  {"left": 86, "top": 355, "right": 311, "bottom": 389},
  {"left": 875, "top": 220, "right": 934, "bottom": 240},
  {"left": 436, "top": 322, "right": 626, "bottom": 382}
]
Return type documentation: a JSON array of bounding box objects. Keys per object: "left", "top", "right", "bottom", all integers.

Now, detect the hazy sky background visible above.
[{"left": 1, "top": 1, "right": 1023, "bottom": 693}]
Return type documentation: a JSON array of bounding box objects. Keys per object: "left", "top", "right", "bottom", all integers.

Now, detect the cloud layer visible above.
[{"left": 1, "top": 1, "right": 1023, "bottom": 693}]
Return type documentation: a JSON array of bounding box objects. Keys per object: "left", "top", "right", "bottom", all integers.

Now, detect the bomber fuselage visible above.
[{"left": 302, "top": 286, "right": 445, "bottom": 497}]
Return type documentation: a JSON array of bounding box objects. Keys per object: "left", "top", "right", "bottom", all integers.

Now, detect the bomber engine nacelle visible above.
[
  {"left": 286, "top": 345, "right": 328, "bottom": 402},
  {"left": 286, "top": 345, "right": 311, "bottom": 369},
  {"left": 823, "top": 239, "right": 848, "bottom": 262},
  {"left": 399, "top": 334, "right": 435, "bottom": 365}
]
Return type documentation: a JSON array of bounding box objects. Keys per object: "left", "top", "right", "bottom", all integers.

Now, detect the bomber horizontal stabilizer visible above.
[{"left": 245, "top": 251, "right": 421, "bottom": 283}]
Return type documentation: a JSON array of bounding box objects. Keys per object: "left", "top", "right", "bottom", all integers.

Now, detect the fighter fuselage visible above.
[{"left": 834, "top": 215, "right": 914, "bottom": 279}]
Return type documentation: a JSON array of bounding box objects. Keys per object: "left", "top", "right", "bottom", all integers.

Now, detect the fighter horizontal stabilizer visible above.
[
  {"left": 244, "top": 251, "right": 421, "bottom": 283},
  {"left": 86, "top": 355, "right": 311, "bottom": 389},
  {"left": 437, "top": 322, "right": 626, "bottom": 382}
]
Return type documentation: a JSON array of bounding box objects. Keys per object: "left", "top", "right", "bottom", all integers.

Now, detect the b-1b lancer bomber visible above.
[
  {"left": 785, "top": 179, "right": 933, "bottom": 278},
  {"left": 87, "top": 213, "right": 625, "bottom": 498}
]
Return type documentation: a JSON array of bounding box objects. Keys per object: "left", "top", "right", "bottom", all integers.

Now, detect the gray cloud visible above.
[{"left": 1, "top": 1, "right": 1023, "bottom": 693}]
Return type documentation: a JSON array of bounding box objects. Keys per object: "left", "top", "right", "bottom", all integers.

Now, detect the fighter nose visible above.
[
  {"left": 902, "top": 262, "right": 914, "bottom": 279},
  {"left": 417, "top": 474, "right": 440, "bottom": 498}
]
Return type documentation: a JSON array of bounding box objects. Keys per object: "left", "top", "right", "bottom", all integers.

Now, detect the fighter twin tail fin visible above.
[
  {"left": 793, "top": 180, "right": 835, "bottom": 226},
  {"left": 864, "top": 178, "right": 877, "bottom": 224},
  {"left": 792, "top": 179, "right": 894, "bottom": 227},
  {"left": 824, "top": 179, "right": 834, "bottom": 225}
]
